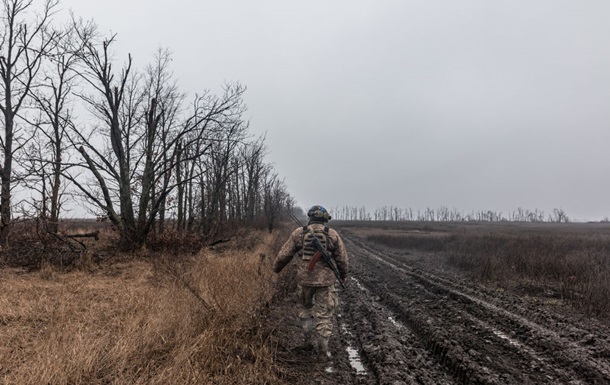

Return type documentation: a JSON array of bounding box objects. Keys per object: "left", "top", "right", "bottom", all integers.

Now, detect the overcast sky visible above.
[{"left": 60, "top": 0, "right": 610, "bottom": 221}]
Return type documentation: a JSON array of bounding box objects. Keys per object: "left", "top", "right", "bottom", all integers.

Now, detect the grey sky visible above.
[{"left": 61, "top": 0, "right": 610, "bottom": 221}]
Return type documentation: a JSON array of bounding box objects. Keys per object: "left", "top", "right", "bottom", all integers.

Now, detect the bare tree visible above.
[
  {"left": 24, "top": 21, "right": 79, "bottom": 233},
  {"left": 0, "top": 0, "right": 58, "bottom": 245},
  {"left": 67, "top": 23, "right": 247, "bottom": 249},
  {"left": 198, "top": 113, "right": 248, "bottom": 236},
  {"left": 262, "top": 171, "right": 288, "bottom": 233},
  {"left": 66, "top": 20, "right": 140, "bottom": 246},
  {"left": 550, "top": 208, "right": 569, "bottom": 223},
  {"left": 240, "top": 136, "right": 267, "bottom": 223}
]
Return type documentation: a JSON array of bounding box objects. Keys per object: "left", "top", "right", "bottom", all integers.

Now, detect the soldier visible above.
[{"left": 273, "top": 205, "right": 349, "bottom": 357}]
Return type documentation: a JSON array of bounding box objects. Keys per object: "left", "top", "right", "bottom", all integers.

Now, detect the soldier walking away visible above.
[{"left": 273, "top": 205, "right": 349, "bottom": 357}]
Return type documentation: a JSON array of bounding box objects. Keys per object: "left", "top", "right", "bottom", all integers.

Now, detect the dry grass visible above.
[{"left": 0, "top": 229, "right": 285, "bottom": 385}]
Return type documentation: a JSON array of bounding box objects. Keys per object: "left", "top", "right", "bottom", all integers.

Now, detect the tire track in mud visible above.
[
  {"left": 339, "top": 275, "right": 456, "bottom": 384},
  {"left": 342, "top": 233, "right": 610, "bottom": 385}
]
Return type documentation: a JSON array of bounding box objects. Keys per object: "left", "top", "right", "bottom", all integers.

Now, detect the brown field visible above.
[{"left": 0, "top": 227, "right": 288, "bottom": 385}]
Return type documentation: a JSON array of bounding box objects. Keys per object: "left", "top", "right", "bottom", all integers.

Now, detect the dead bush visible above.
[{"left": 0, "top": 219, "right": 97, "bottom": 270}]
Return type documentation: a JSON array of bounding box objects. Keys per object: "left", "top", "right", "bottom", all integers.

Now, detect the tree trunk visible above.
[{"left": 0, "top": 111, "right": 13, "bottom": 246}]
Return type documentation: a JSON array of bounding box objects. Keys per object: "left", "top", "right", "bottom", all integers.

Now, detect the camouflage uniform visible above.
[{"left": 273, "top": 221, "right": 349, "bottom": 354}]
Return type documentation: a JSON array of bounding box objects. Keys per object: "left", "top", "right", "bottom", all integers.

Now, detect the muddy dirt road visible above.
[{"left": 270, "top": 230, "right": 610, "bottom": 384}]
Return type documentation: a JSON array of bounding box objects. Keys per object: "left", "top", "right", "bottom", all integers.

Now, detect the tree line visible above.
[
  {"left": 0, "top": 0, "right": 292, "bottom": 250},
  {"left": 331, "top": 206, "right": 571, "bottom": 223}
]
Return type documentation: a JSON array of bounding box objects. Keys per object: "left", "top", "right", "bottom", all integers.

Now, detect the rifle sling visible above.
[{"left": 308, "top": 251, "right": 322, "bottom": 271}]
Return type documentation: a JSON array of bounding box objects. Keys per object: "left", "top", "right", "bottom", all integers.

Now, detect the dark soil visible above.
[{"left": 266, "top": 229, "right": 610, "bottom": 384}]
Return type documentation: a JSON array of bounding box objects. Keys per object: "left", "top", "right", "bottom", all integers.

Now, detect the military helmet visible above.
[{"left": 307, "top": 205, "right": 331, "bottom": 222}]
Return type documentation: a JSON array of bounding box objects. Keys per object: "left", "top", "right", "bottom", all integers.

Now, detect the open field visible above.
[{"left": 2, "top": 220, "right": 610, "bottom": 384}]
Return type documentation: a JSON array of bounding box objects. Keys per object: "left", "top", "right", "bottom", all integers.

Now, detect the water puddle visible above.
[
  {"left": 350, "top": 277, "right": 368, "bottom": 292},
  {"left": 340, "top": 321, "right": 367, "bottom": 375},
  {"left": 346, "top": 346, "right": 367, "bottom": 374},
  {"left": 341, "top": 323, "right": 352, "bottom": 336},
  {"left": 492, "top": 329, "right": 521, "bottom": 347},
  {"left": 388, "top": 316, "right": 403, "bottom": 328}
]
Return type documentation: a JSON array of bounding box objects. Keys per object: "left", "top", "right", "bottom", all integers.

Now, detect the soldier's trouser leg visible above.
[
  {"left": 311, "top": 285, "right": 337, "bottom": 354},
  {"left": 296, "top": 285, "right": 316, "bottom": 347},
  {"left": 296, "top": 284, "right": 337, "bottom": 354}
]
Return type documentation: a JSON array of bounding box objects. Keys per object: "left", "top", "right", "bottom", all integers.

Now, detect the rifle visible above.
[{"left": 287, "top": 210, "right": 346, "bottom": 290}]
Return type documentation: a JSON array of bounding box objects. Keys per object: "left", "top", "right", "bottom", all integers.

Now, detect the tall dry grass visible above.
[{"left": 0, "top": 229, "right": 285, "bottom": 385}]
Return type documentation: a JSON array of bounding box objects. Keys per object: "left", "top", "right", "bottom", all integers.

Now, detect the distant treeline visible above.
[{"left": 330, "top": 206, "right": 572, "bottom": 223}]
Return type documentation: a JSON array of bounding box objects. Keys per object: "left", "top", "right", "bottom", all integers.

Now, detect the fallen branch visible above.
[
  {"left": 207, "top": 238, "right": 231, "bottom": 247},
  {"left": 66, "top": 231, "right": 100, "bottom": 241}
]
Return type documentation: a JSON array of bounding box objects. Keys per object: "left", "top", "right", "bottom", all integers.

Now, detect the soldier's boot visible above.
[
  {"left": 300, "top": 318, "right": 315, "bottom": 350},
  {"left": 315, "top": 336, "right": 331, "bottom": 358}
]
